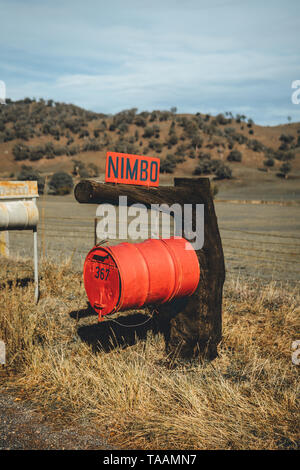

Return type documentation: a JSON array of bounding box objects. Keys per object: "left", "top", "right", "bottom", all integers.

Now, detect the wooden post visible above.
[{"left": 74, "top": 177, "right": 225, "bottom": 361}]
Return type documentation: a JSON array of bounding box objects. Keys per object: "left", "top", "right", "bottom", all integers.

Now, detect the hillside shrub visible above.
[
  {"left": 214, "top": 163, "right": 232, "bottom": 179},
  {"left": 278, "top": 162, "right": 291, "bottom": 179},
  {"left": 48, "top": 172, "right": 73, "bottom": 195},
  {"left": 263, "top": 158, "right": 275, "bottom": 169},
  {"left": 17, "top": 165, "right": 45, "bottom": 194},
  {"left": 227, "top": 150, "right": 242, "bottom": 162}
]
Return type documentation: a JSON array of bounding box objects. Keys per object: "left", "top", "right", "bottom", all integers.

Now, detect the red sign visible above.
[{"left": 105, "top": 151, "right": 160, "bottom": 187}]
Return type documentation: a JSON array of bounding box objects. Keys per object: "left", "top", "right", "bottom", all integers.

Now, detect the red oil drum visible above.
[{"left": 83, "top": 237, "right": 200, "bottom": 320}]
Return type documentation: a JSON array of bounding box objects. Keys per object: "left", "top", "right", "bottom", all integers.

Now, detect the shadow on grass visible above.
[
  {"left": 69, "top": 303, "right": 98, "bottom": 320},
  {"left": 71, "top": 305, "right": 155, "bottom": 353}
]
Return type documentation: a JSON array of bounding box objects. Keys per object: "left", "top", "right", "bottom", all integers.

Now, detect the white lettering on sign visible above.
[{"left": 0, "top": 181, "right": 39, "bottom": 199}]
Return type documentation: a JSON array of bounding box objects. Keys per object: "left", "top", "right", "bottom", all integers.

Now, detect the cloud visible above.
[{"left": 1, "top": 0, "right": 300, "bottom": 124}]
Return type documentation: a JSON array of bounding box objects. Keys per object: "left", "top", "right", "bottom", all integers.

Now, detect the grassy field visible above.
[
  {"left": 0, "top": 257, "right": 299, "bottom": 449},
  {"left": 0, "top": 192, "right": 299, "bottom": 449}
]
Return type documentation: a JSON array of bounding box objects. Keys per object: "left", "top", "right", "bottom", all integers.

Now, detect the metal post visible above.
[
  {"left": 0, "top": 181, "right": 40, "bottom": 305},
  {"left": 94, "top": 217, "right": 97, "bottom": 246},
  {"left": 33, "top": 227, "right": 39, "bottom": 303}
]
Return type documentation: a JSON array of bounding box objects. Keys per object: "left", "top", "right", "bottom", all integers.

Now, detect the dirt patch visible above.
[{"left": 0, "top": 386, "right": 115, "bottom": 450}]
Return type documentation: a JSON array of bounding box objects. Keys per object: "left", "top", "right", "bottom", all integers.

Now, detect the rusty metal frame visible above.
[{"left": 0, "top": 181, "right": 40, "bottom": 303}]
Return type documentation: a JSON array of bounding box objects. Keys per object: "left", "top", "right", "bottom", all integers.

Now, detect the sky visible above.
[{"left": 0, "top": 0, "right": 300, "bottom": 125}]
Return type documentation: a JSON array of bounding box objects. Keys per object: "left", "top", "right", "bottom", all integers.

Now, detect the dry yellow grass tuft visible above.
[{"left": 0, "top": 257, "right": 299, "bottom": 449}]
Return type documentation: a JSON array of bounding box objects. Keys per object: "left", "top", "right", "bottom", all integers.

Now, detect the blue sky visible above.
[{"left": 1, "top": 0, "right": 300, "bottom": 125}]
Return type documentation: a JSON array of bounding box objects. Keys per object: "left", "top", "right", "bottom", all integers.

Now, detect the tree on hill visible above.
[
  {"left": 160, "top": 155, "right": 177, "bottom": 173},
  {"left": 278, "top": 162, "right": 291, "bottom": 179},
  {"left": 279, "top": 134, "right": 295, "bottom": 151},
  {"left": 13, "top": 143, "right": 30, "bottom": 161},
  {"left": 214, "top": 113, "right": 229, "bottom": 125},
  {"left": 248, "top": 139, "right": 264, "bottom": 152},
  {"left": 143, "top": 126, "right": 157, "bottom": 139},
  {"left": 279, "top": 134, "right": 294, "bottom": 144},
  {"left": 263, "top": 158, "right": 275, "bottom": 171},
  {"left": 166, "top": 133, "right": 178, "bottom": 147},
  {"left": 227, "top": 149, "right": 242, "bottom": 162},
  {"left": 193, "top": 158, "right": 231, "bottom": 179},
  {"left": 235, "top": 114, "right": 247, "bottom": 123},
  {"left": 17, "top": 165, "right": 45, "bottom": 194},
  {"left": 191, "top": 134, "right": 203, "bottom": 151},
  {"left": 214, "top": 164, "right": 232, "bottom": 180},
  {"left": 134, "top": 116, "right": 147, "bottom": 127},
  {"left": 48, "top": 172, "right": 73, "bottom": 195},
  {"left": 275, "top": 150, "right": 295, "bottom": 162}
]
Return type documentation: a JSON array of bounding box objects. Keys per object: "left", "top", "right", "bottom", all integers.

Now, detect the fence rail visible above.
[{"left": 5, "top": 213, "right": 300, "bottom": 281}]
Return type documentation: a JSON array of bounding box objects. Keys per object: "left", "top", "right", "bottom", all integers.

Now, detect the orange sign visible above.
[{"left": 105, "top": 151, "right": 160, "bottom": 187}]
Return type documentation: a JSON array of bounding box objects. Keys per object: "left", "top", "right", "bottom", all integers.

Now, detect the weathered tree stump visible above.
[{"left": 74, "top": 177, "right": 225, "bottom": 361}]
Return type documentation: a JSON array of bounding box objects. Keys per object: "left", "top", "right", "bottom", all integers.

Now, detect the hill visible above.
[{"left": 0, "top": 98, "right": 300, "bottom": 199}]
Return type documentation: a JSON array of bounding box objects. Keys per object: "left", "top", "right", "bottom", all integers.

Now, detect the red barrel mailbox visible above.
[{"left": 83, "top": 237, "right": 200, "bottom": 321}]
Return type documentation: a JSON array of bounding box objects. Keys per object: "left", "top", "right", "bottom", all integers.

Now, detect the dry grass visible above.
[{"left": 0, "top": 257, "right": 299, "bottom": 449}]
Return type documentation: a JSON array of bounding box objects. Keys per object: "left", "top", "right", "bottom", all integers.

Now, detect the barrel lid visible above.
[{"left": 83, "top": 247, "right": 121, "bottom": 318}]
